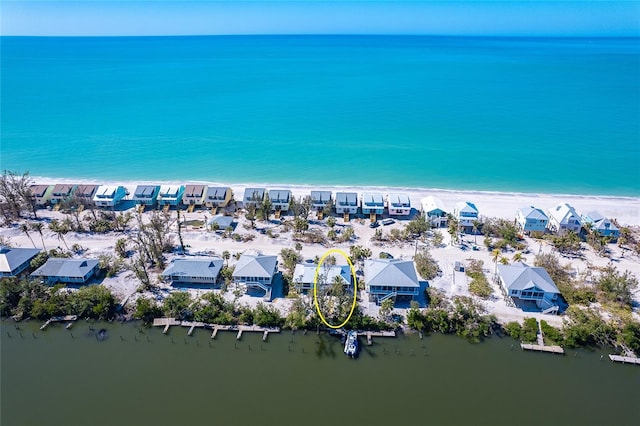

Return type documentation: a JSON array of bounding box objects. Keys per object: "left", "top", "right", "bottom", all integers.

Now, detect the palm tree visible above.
[
  {"left": 49, "top": 219, "right": 69, "bottom": 250},
  {"left": 472, "top": 220, "right": 481, "bottom": 245},
  {"left": 222, "top": 250, "right": 230, "bottom": 267},
  {"left": 20, "top": 223, "right": 37, "bottom": 248},
  {"left": 492, "top": 248, "right": 501, "bottom": 275},
  {"left": 30, "top": 221, "right": 46, "bottom": 250},
  {"left": 499, "top": 256, "right": 509, "bottom": 265},
  {"left": 512, "top": 252, "right": 526, "bottom": 263}
]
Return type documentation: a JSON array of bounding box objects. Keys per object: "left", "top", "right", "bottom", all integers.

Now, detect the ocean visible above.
[{"left": 1, "top": 36, "right": 639, "bottom": 196}]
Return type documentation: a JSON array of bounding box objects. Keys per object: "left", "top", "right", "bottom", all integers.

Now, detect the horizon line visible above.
[{"left": 3, "top": 34, "right": 639, "bottom": 39}]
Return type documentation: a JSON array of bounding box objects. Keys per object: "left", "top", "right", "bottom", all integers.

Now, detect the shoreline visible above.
[{"left": 30, "top": 175, "right": 640, "bottom": 226}]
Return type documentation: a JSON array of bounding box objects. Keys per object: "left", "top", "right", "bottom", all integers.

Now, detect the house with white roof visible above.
[
  {"left": 516, "top": 206, "right": 549, "bottom": 234},
  {"left": 205, "top": 187, "right": 233, "bottom": 210},
  {"left": 293, "top": 263, "right": 352, "bottom": 294},
  {"left": 132, "top": 185, "right": 160, "bottom": 207},
  {"left": 162, "top": 257, "right": 223, "bottom": 286},
  {"left": 581, "top": 211, "right": 620, "bottom": 239},
  {"left": 0, "top": 246, "right": 41, "bottom": 277},
  {"left": 74, "top": 184, "right": 99, "bottom": 205},
  {"left": 31, "top": 258, "right": 100, "bottom": 285},
  {"left": 268, "top": 189, "right": 292, "bottom": 214},
  {"left": 182, "top": 184, "right": 207, "bottom": 207},
  {"left": 335, "top": 192, "right": 359, "bottom": 221},
  {"left": 497, "top": 263, "right": 561, "bottom": 314},
  {"left": 386, "top": 193, "right": 411, "bottom": 217},
  {"left": 243, "top": 188, "right": 265, "bottom": 209},
  {"left": 232, "top": 253, "right": 278, "bottom": 298},
  {"left": 29, "top": 184, "right": 53, "bottom": 207},
  {"left": 547, "top": 203, "right": 581, "bottom": 234},
  {"left": 361, "top": 192, "right": 385, "bottom": 221},
  {"left": 93, "top": 185, "right": 127, "bottom": 208},
  {"left": 310, "top": 190, "right": 333, "bottom": 219},
  {"left": 158, "top": 185, "right": 185, "bottom": 207},
  {"left": 421, "top": 196, "right": 448, "bottom": 228},
  {"left": 364, "top": 258, "right": 420, "bottom": 305},
  {"left": 453, "top": 201, "right": 479, "bottom": 233},
  {"left": 50, "top": 184, "right": 77, "bottom": 205}
]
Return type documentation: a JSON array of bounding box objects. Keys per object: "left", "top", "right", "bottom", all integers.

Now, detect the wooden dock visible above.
[
  {"left": 609, "top": 354, "right": 640, "bottom": 365},
  {"left": 521, "top": 343, "right": 564, "bottom": 354},
  {"left": 152, "top": 319, "right": 280, "bottom": 340},
  {"left": 40, "top": 315, "right": 78, "bottom": 330}
]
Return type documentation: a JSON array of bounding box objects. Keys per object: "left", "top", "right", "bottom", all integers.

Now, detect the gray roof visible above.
[
  {"left": 162, "top": 257, "right": 223, "bottom": 279},
  {"left": 206, "top": 186, "right": 230, "bottom": 200},
  {"left": 548, "top": 203, "right": 580, "bottom": 226},
  {"left": 0, "top": 246, "right": 41, "bottom": 274},
  {"left": 244, "top": 188, "right": 265, "bottom": 202},
  {"left": 159, "top": 185, "right": 183, "bottom": 197},
  {"left": 364, "top": 259, "right": 419, "bottom": 288},
  {"left": 594, "top": 217, "right": 619, "bottom": 233},
  {"left": 75, "top": 184, "right": 98, "bottom": 197},
  {"left": 30, "top": 185, "right": 50, "bottom": 197},
  {"left": 497, "top": 263, "right": 560, "bottom": 294},
  {"left": 582, "top": 211, "right": 604, "bottom": 224},
  {"left": 207, "top": 215, "right": 235, "bottom": 229},
  {"left": 518, "top": 206, "right": 549, "bottom": 221},
  {"left": 51, "top": 184, "right": 75, "bottom": 196},
  {"left": 336, "top": 192, "right": 358, "bottom": 205},
  {"left": 31, "top": 258, "right": 99, "bottom": 279},
  {"left": 233, "top": 254, "right": 277, "bottom": 279},
  {"left": 310, "top": 191, "right": 332, "bottom": 204},
  {"left": 293, "top": 263, "right": 352, "bottom": 286},
  {"left": 269, "top": 189, "right": 291, "bottom": 203},
  {"left": 133, "top": 185, "right": 159, "bottom": 199},
  {"left": 184, "top": 184, "right": 206, "bottom": 197}
]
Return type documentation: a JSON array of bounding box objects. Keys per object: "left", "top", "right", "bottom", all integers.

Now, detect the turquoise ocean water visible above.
[{"left": 1, "top": 36, "right": 639, "bottom": 196}]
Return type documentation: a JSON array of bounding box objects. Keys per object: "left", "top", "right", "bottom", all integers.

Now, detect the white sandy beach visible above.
[{"left": 2, "top": 176, "right": 639, "bottom": 327}]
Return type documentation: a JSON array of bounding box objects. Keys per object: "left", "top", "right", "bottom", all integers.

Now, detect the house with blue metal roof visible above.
[
  {"left": 516, "top": 206, "right": 549, "bottom": 234},
  {"left": 31, "top": 258, "right": 100, "bottom": 285},
  {"left": 364, "top": 258, "right": 420, "bottom": 305},
  {"left": 162, "top": 257, "right": 223, "bottom": 286},
  {"left": 0, "top": 246, "right": 41, "bottom": 277}
]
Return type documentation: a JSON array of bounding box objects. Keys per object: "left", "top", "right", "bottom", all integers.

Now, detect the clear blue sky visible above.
[{"left": 1, "top": 1, "right": 639, "bottom": 37}]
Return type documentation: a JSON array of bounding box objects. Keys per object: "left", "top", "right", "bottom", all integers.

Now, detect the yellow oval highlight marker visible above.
[{"left": 313, "top": 248, "right": 358, "bottom": 329}]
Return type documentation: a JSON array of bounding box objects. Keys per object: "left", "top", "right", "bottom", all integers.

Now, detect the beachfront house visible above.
[
  {"left": 232, "top": 253, "right": 278, "bottom": 299},
  {"left": 158, "top": 185, "right": 185, "bottom": 207},
  {"left": 162, "top": 257, "right": 223, "bottom": 287},
  {"left": 453, "top": 201, "right": 479, "bottom": 233},
  {"left": 205, "top": 186, "right": 233, "bottom": 211},
  {"left": 182, "top": 184, "right": 207, "bottom": 209},
  {"left": 292, "top": 263, "right": 352, "bottom": 294},
  {"left": 497, "top": 263, "right": 561, "bottom": 314},
  {"left": 515, "top": 206, "right": 549, "bottom": 234},
  {"left": 74, "top": 184, "right": 99, "bottom": 206},
  {"left": 50, "top": 184, "right": 77, "bottom": 206},
  {"left": 268, "top": 189, "right": 292, "bottom": 216},
  {"left": 29, "top": 184, "right": 53, "bottom": 207},
  {"left": 547, "top": 203, "right": 581, "bottom": 234},
  {"left": 0, "top": 246, "right": 41, "bottom": 277},
  {"left": 386, "top": 193, "right": 411, "bottom": 217},
  {"left": 93, "top": 185, "right": 127, "bottom": 208},
  {"left": 31, "top": 258, "right": 100, "bottom": 285},
  {"left": 310, "top": 190, "right": 333, "bottom": 219},
  {"left": 361, "top": 192, "right": 385, "bottom": 222},
  {"left": 581, "top": 211, "right": 620, "bottom": 240},
  {"left": 132, "top": 185, "right": 160, "bottom": 208},
  {"left": 335, "top": 192, "right": 359, "bottom": 222},
  {"left": 364, "top": 258, "right": 420, "bottom": 305},
  {"left": 420, "top": 196, "right": 448, "bottom": 228},
  {"left": 243, "top": 188, "right": 265, "bottom": 209}
]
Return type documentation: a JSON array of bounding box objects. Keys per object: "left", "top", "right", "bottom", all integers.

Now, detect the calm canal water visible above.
[{"left": 1, "top": 320, "right": 638, "bottom": 426}]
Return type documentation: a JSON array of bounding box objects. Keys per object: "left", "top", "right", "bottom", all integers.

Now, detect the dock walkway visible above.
[
  {"left": 520, "top": 319, "right": 565, "bottom": 355},
  {"left": 40, "top": 315, "right": 78, "bottom": 330},
  {"left": 608, "top": 355, "right": 640, "bottom": 365},
  {"left": 152, "top": 318, "right": 280, "bottom": 340}
]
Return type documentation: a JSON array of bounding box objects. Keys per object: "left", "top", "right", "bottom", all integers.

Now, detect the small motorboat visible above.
[{"left": 343, "top": 330, "right": 359, "bottom": 358}]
